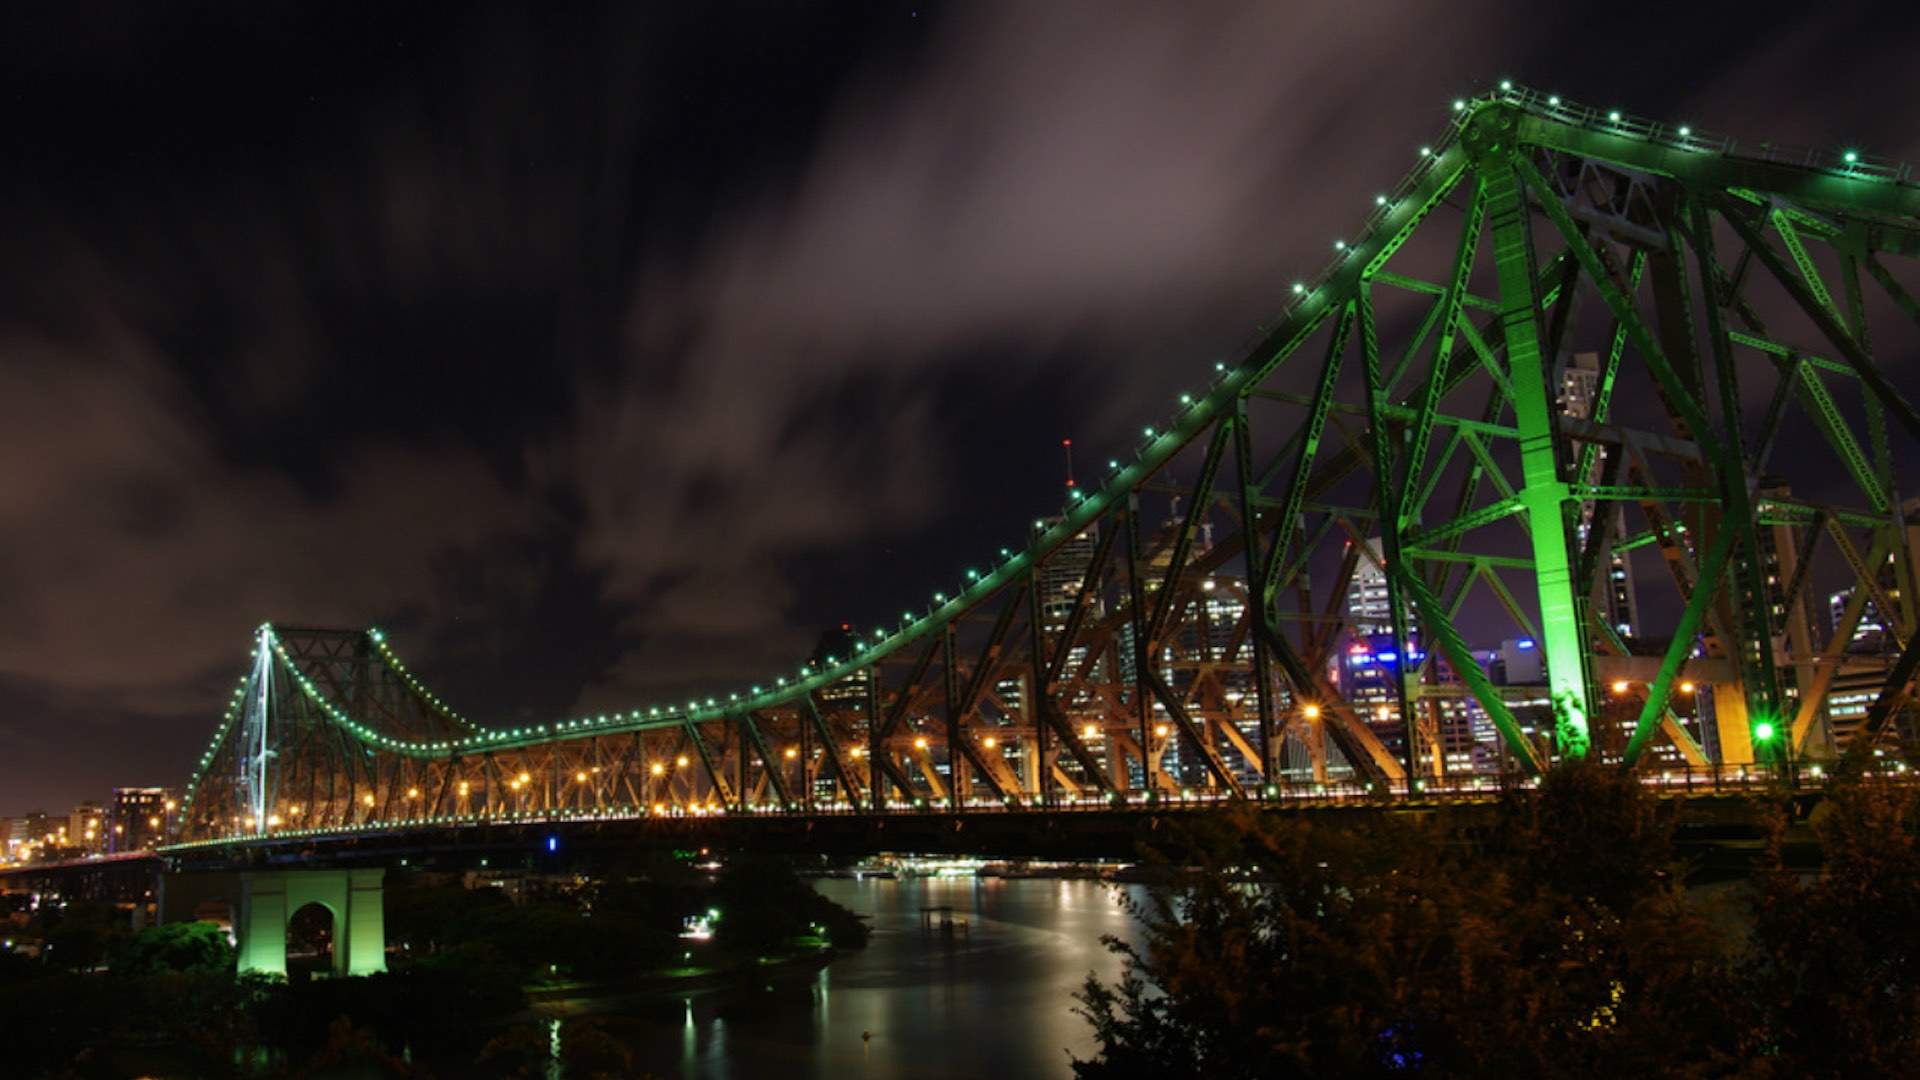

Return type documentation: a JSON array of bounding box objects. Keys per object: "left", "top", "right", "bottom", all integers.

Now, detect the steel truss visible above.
[{"left": 177, "top": 86, "right": 1920, "bottom": 845}]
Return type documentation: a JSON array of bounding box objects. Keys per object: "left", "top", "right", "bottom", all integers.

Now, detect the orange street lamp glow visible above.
[
  {"left": 982, "top": 736, "right": 998, "bottom": 749},
  {"left": 913, "top": 736, "right": 929, "bottom": 749},
  {"left": 1679, "top": 680, "right": 1696, "bottom": 694},
  {"left": 1610, "top": 679, "right": 1631, "bottom": 695},
  {"left": 1154, "top": 724, "right": 1170, "bottom": 737},
  {"left": 675, "top": 755, "right": 690, "bottom": 768},
  {"left": 1302, "top": 704, "right": 1321, "bottom": 720},
  {"left": 650, "top": 762, "right": 665, "bottom": 776},
  {"left": 1083, "top": 723, "right": 1099, "bottom": 739},
  {"left": 784, "top": 747, "right": 799, "bottom": 759}
]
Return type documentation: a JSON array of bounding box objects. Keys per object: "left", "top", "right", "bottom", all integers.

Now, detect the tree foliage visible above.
[
  {"left": 112, "top": 920, "right": 234, "bottom": 975},
  {"left": 1072, "top": 760, "right": 1895, "bottom": 1078}
]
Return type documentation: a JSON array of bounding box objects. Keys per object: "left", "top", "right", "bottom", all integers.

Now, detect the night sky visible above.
[{"left": 3, "top": 1, "right": 1917, "bottom": 813}]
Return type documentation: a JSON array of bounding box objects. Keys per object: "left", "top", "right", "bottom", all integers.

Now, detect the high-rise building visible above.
[
  {"left": 7, "top": 811, "right": 51, "bottom": 862},
  {"left": 1558, "top": 351, "right": 1640, "bottom": 638},
  {"left": 1829, "top": 587, "right": 1892, "bottom": 654},
  {"left": 1344, "top": 538, "right": 1397, "bottom": 637},
  {"left": 1036, "top": 518, "right": 1100, "bottom": 632},
  {"left": 68, "top": 801, "right": 105, "bottom": 854},
  {"left": 109, "top": 787, "right": 171, "bottom": 853},
  {"left": 1330, "top": 635, "right": 1489, "bottom": 774}
]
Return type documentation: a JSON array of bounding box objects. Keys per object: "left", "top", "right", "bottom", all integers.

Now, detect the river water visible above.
[{"left": 536, "top": 877, "right": 1148, "bottom": 1078}]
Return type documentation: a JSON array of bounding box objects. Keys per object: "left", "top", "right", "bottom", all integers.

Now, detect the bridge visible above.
[{"left": 156, "top": 85, "right": 1920, "bottom": 871}]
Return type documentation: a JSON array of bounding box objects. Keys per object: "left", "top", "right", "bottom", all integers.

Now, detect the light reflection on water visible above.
[{"left": 537, "top": 877, "right": 1145, "bottom": 1078}]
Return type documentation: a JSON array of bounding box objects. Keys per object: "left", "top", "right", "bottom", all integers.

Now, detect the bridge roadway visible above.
[{"left": 155, "top": 767, "right": 1822, "bottom": 870}]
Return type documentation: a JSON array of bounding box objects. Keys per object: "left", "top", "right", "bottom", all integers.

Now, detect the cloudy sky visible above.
[{"left": 1, "top": 1, "right": 1916, "bottom": 811}]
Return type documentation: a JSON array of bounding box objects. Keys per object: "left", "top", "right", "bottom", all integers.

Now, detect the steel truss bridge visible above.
[{"left": 171, "top": 85, "right": 1920, "bottom": 853}]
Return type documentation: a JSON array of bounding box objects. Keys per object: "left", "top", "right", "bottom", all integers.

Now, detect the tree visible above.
[
  {"left": 1074, "top": 761, "right": 1745, "bottom": 1078},
  {"left": 113, "top": 921, "right": 234, "bottom": 975},
  {"left": 1745, "top": 774, "right": 1920, "bottom": 1075}
]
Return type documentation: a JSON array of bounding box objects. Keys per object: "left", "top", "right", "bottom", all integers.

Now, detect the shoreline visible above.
[{"left": 516, "top": 947, "right": 837, "bottom": 1019}]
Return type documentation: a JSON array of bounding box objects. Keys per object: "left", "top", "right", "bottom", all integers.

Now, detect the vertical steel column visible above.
[
  {"left": 1476, "top": 135, "right": 1592, "bottom": 757},
  {"left": 1689, "top": 201, "right": 1784, "bottom": 758}
]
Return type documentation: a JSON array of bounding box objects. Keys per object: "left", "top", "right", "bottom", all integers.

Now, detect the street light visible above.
[
  {"left": 1302, "top": 704, "right": 1321, "bottom": 720},
  {"left": 1610, "top": 680, "right": 1631, "bottom": 695}
]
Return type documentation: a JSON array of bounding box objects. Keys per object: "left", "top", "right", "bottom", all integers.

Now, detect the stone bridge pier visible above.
[{"left": 161, "top": 867, "right": 386, "bottom": 977}]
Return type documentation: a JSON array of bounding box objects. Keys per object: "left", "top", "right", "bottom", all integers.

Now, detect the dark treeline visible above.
[
  {"left": 1074, "top": 760, "right": 1920, "bottom": 1079},
  {"left": 1, "top": 853, "right": 867, "bottom": 1078}
]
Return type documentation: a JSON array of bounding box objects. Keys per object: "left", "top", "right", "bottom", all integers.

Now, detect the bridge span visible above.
[{"left": 162, "top": 85, "right": 1920, "bottom": 859}]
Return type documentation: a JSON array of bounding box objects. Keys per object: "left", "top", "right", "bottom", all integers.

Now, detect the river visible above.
[{"left": 534, "top": 877, "right": 1148, "bottom": 1078}]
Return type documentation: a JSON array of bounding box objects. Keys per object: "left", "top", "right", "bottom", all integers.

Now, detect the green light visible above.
[
  {"left": 1290, "top": 283, "right": 1305, "bottom": 295},
  {"left": 1451, "top": 99, "right": 1465, "bottom": 112},
  {"left": 1677, "top": 125, "right": 1690, "bottom": 137},
  {"left": 1607, "top": 110, "right": 1622, "bottom": 122},
  {"left": 1374, "top": 193, "right": 1388, "bottom": 206},
  {"left": 1499, "top": 79, "right": 1512, "bottom": 91},
  {"left": 1754, "top": 721, "right": 1776, "bottom": 741},
  {"left": 1417, "top": 145, "right": 1431, "bottom": 157},
  {"left": 1547, "top": 95, "right": 1560, "bottom": 106},
  {"left": 1843, "top": 150, "right": 1858, "bottom": 164},
  {"left": 1143, "top": 426, "right": 1156, "bottom": 437}
]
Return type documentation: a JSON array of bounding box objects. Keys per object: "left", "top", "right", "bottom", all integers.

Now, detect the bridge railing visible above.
[{"left": 159, "top": 765, "right": 1906, "bottom": 854}]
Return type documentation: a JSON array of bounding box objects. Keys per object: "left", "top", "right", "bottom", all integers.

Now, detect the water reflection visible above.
[{"left": 537, "top": 878, "right": 1144, "bottom": 1078}]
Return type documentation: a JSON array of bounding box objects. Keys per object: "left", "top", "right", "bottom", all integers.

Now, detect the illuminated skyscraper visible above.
[
  {"left": 109, "top": 787, "right": 171, "bottom": 852},
  {"left": 1559, "top": 351, "right": 1640, "bottom": 637}
]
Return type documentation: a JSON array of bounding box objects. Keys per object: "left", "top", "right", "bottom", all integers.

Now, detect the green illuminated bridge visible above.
[{"left": 169, "top": 85, "right": 1920, "bottom": 854}]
